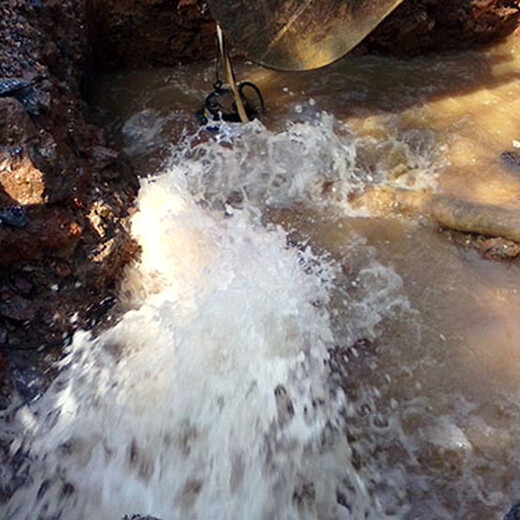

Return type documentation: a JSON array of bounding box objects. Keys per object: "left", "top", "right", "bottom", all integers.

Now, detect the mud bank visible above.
[
  {"left": 0, "top": 0, "right": 137, "bottom": 401},
  {"left": 364, "top": 0, "right": 520, "bottom": 56}
]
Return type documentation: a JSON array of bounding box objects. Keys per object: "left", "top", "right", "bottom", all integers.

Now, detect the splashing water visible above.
[
  {"left": 170, "top": 113, "right": 441, "bottom": 213},
  {"left": 39, "top": 34, "right": 520, "bottom": 520},
  {"left": 1, "top": 118, "right": 410, "bottom": 519}
]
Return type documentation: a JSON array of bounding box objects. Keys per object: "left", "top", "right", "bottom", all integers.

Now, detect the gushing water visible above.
[
  {"left": 2, "top": 120, "right": 408, "bottom": 519},
  {"left": 5, "top": 33, "right": 520, "bottom": 519}
]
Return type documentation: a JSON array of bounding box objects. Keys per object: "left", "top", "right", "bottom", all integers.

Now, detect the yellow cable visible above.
[{"left": 216, "top": 24, "right": 249, "bottom": 123}]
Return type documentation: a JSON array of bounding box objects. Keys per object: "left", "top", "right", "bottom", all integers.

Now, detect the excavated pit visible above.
[{"left": 1, "top": 1, "right": 520, "bottom": 518}]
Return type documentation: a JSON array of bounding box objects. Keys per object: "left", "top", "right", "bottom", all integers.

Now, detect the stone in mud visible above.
[
  {"left": 0, "top": 78, "right": 49, "bottom": 116},
  {"left": 501, "top": 150, "right": 520, "bottom": 171},
  {"left": 0, "top": 148, "right": 46, "bottom": 206},
  {"left": 90, "top": 145, "right": 120, "bottom": 170},
  {"left": 478, "top": 237, "right": 520, "bottom": 260},
  {"left": 0, "top": 206, "right": 29, "bottom": 229},
  {"left": 0, "top": 295, "right": 36, "bottom": 323},
  {"left": 0, "top": 208, "right": 82, "bottom": 266},
  {"left": 0, "top": 79, "right": 31, "bottom": 99},
  {"left": 0, "top": 98, "right": 37, "bottom": 145},
  {"left": 10, "top": 275, "right": 34, "bottom": 296}
]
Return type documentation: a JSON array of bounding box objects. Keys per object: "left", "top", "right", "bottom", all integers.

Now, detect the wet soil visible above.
[{"left": 0, "top": 0, "right": 139, "bottom": 404}]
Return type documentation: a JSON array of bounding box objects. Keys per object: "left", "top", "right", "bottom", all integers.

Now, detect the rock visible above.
[
  {"left": 90, "top": 145, "right": 119, "bottom": 169},
  {"left": 0, "top": 208, "right": 82, "bottom": 266},
  {"left": 0, "top": 148, "right": 46, "bottom": 206},
  {"left": 0, "top": 295, "right": 36, "bottom": 322},
  {"left": 0, "top": 78, "right": 31, "bottom": 97},
  {"left": 10, "top": 275, "right": 34, "bottom": 296},
  {"left": 0, "top": 206, "right": 29, "bottom": 229},
  {"left": 0, "top": 98, "right": 37, "bottom": 145},
  {"left": 0, "top": 78, "right": 49, "bottom": 116},
  {"left": 478, "top": 237, "right": 520, "bottom": 260},
  {"left": 501, "top": 150, "right": 520, "bottom": 171}
]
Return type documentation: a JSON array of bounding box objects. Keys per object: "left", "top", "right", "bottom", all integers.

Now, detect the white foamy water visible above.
[
  {"left": 171, "top": 113, "right": 441, "bottom": 212},
  {"left": 2, "top": 119, "right": 410, "bottom": 520}
]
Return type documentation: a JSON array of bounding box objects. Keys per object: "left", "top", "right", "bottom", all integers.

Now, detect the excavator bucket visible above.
[{"left": 206, "top": 0, "right": 404, "bottom": 71}]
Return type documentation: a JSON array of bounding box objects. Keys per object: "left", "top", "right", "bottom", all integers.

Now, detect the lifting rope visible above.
[
  {"left": 216, "top": 24, "right": 248, "bottom": 123},
  {"left": 198, "top": 23, "right": 265, "bottom": 125}
]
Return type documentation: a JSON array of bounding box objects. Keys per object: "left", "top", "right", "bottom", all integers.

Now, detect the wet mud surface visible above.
[{"left": 0, "top": 1, "right": 138, "bottom": 404}]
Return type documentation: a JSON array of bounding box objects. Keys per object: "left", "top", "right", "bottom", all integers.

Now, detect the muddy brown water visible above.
[{"left": 89, "top": 32, "right": 520, "bottom": 519}]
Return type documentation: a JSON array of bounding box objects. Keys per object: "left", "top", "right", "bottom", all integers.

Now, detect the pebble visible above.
[
  {"left": 500, "top": 150, "right": 520, "bottom": 171},
  {"left": 0, "top": 206, "right": 29, "bottom": 228},
  {"left": 0, "top": 77, "right": 43, "bottom": 116}
]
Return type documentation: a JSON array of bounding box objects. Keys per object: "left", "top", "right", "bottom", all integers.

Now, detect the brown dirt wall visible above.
[{"left": 87, "top": 0, "right": 520, "bottom": 69}]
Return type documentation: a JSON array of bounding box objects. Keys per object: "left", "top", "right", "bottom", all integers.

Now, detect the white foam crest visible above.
[
  {"left": 3, "top": 171, "right": 401, "bottom": 519},
  {"left": 165, "top": 113, "right": 440, "bottom": 215},
  {"left": 2, "top": 120, "right": 415, "bottom": 520},
  {"left": 170, "top": 114, "right": 360, "bottom": 210}
]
